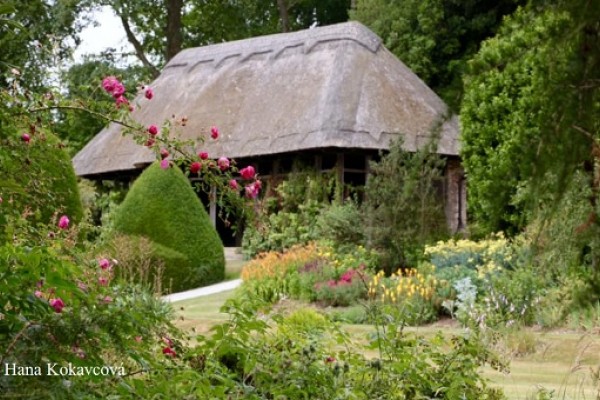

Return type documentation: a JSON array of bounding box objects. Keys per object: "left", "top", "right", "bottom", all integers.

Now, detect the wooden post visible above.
[{"left": 209, "top": 185, "right": 217, "bottom": 228}]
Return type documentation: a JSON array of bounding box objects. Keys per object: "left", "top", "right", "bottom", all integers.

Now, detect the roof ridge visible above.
[{"left": 164, "top": 21, "right": 381, "bottom": 70}]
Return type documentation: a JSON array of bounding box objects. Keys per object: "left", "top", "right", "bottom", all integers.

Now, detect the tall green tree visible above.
[
  {"left": 0, "top": 0, "right": 85, "bottom": 89},
  {"left": 351, "top": 0, "right": 524, "bottom": 109},
  {"left": 460, "top": 0, "right": 599, "bottom": 259},
  {"left": 88, "top": 0, "right": 350, "bottom": 77}
]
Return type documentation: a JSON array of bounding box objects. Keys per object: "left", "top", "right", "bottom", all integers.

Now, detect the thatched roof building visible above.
[
  {"left": 73, "top": 21, "right": 459, "bottom": 176},
  {"left": 73, "top": 21, "right": 465, "bottom": 238}
]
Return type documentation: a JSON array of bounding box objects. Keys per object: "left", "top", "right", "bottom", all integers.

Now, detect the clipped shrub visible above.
[
  {"left": 0, "top": 131, "right": 83, "bottom": 236},
  {"left": 112, "top": 162, "right": 224, "bottom": 292}
]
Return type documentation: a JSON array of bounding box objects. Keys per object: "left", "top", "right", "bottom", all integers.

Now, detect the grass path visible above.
[{"left": 172, "top": 290, "right": 600, "bottom": 399}]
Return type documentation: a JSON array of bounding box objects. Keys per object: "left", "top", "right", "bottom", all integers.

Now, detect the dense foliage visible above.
[
  {"left": 461, "top": 0, "right": 599, "bottom": 240},
  {"left": 0, "top": 130, "right": 84, "bottom": 240},
  {"left": 351, "top": 0, "right": 524, "bottom": 109},
  {"left": 364, "top": 138, "right": 448, "bottom": 272},
  {"left": 112, "top": 162, "right": 225, "bottom": 292}
]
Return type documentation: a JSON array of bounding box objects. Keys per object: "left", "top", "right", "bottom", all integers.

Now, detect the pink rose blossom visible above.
[
  {"left": 112, "top": 82, "right": 125, "bottom": 98},
  {"left": 145, "top": 138, "right": 155, "bottom": 147},
  {"left": 102, "top": 76, "right": 119, "bottom": 93},
  {"left": 244, "top": 183, "right": 260, "bottom": 199},
  {"left": 77, "top": 281, "right": 87, "bottom": 291},
  {"left": 162, "top": 347, "right": 176, "bottom": 357},
  {"left": 160, "top": 148, "right": 169, "bottom": 159},
  {"left": 217, "top": 157, "right": 230, "bottom": 171},
  {"left": 160, "top": 159, "right": 170, "bottom": 169},
  {"left": 49, "top": 298, "right": 65, "bottom": 313},
  {"left": 229, "top": 179, "right": 239, "bottom": 190},
  {"left": 163, "top": 337, "right": 173, "bottom": 347},
  {"left": 148, "top": 125, "right": 159, "bottom": 136},
  {"left": 103, "top": 296, "right": 112, "bottom": 304},
  {"left": 210, "top": 126, "right": 219, "bottom": 139},
  {"left": 190, "top": 162, "right": 201, "bottom": 174},
  {"left": 199, "top": 151, "right": 209, "bottom": 160},
  {"left": 98, "top": 276, "right": 108, "bottom": 286},
  {"left": 115, "top": 95, "right": 129, "bottom": 108},
  {"left": 145, "top": 88, "right": 154, "bottom": 99},
  {"left": 135, "top": 336, "right": 143, "bottom": 343},
  {"left": 34, "top": 290, "right": 43, "bottom": 298},
  {"left": 240, "top": 166, "right": 255, "bottom": 180},
  {"left": 98, "top": 258, "right": 111, "bottom": 270},
  {"left": 21, "top": 133, "right": 30, "bottom": 143},
  {"left": 325, "top": 356, "right": 336, "bottom": 363},
  {"left": 58, "top": 215, "right": 70, "bottom": 230}
]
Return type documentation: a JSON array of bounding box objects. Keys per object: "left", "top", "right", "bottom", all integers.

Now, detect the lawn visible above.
[{"left": 172, "top": 289, "right": 600, "bottom": 400}]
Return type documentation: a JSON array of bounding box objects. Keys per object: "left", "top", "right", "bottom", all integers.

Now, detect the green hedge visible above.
[
  {"left": 112, "top": 162, "right": 224, "bottom": 292},
  {"left": 0, "top": 132, "right": 83, "bottom": 237}
]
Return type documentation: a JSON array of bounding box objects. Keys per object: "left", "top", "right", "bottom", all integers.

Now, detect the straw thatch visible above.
[{"left": 73, "top": 21, "right": 459, "bottom": 178}]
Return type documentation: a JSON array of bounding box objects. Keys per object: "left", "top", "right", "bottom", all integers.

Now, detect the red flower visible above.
[
  {"left": 199, "top": 151, "right": 209, "bottom": 160},
  {"left": 160, "top": 148, "right": 169, "bottom": 159},
  {"left": 58, "top": 215, "right": 70, "bottom": 230},
  {"left": 21, "top": 133, "right": 31, "bottom": 143},
  {"left": 325, "top": 356, "right": 336, "bottom": 363},
  {"left": 217, "top": 157, "right": 230, "bottom": 171},
  {"left": 160, "top": 159, "right": 170, "bottom": 169},
  {"left": 145, "top": 88, "right": 154, "bottom": 99},
  {"left": 145, "top": 138, "right": 156, "bottom": 147},
  {"left": 98, "top": 276, "right": 108, "bottom": 286},
  {"left": 190, "top": 162, "right": 201, "bottom": 174},
  {"left": 229, "top": 179, "right": 238, "bottom": 190},
  {"left": 162, "top": 347, "right": 176, "bottom": 357},
  {"left": 148, "top": 125, "right": 159, "bottom": 136},
  {"left": 240, "top": 166, "right": 256, "bottom": 180},
  {"left": 210, "top": 126, "right": 219, "bottom": 139},
  {"left": 245, "top": 183, "right": 259, "bottom": 199},
  {"left": 49, "top": 298, "right": 65, "bottom": 313}
]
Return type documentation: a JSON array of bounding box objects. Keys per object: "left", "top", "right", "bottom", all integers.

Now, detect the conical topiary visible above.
[{"left": 111, "top": 162, "right": 225, "bottom": 292}]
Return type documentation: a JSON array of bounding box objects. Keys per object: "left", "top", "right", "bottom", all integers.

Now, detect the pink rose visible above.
[
  {"left": 102, "top": 76, "right": 119, "bottom": 93},
  {"left": 240, "top": 166, "right": 255, "bottom": 180},
  {"left": 98, "top": 258, "right": 110, "bottom": 270},
  {"left": 217, "top": 157, "right": 230, "bottom": 171},
  {"left": 145, "top": 88, "right": 154, "bottom": 99},
  {"left": 160, "top": 148, "right": 169, "bottom": 159},
  {"left": 145, "top": 138, "right": 155, "bottom": 147},
  {"left": 49, "top": 298, "right": 65, "bottom": 313},
  {"left": 229, "top": 179, "right": 238, "bottom": 190},
  {"left": 160, "top": 159, "right": 170, "bottom": 169},
  {"left": 115, "top": 95, "right": 129, "bottom": 108},
  {"left": 34, "top": 290, "right": 43, "bottom": 298},
  {"left": 190, "top": 162, "right": 201, "bottom": 174},
  {"left": 58, "top": 215, "right": 70, "bottom": 230},
  {"left": 210, "top": 126, "right": 219, "bottom": 139},
  {"left": 21, "top": 133, "right": 30, "bottom": 143},
  {"left": 112, "top": 82, "right": 125, "bottom": 98},
  {"left": 162, "top": 347, "right": 176, "bottom": 357},
  {"left": 148, "top": 125, "right": 158, "bottom": 136},
  {"left": 98, "top": 276, "right": 108, "bottom": 286},
  {"left": 103, "top": 296, "right": 112, "bottom": 304},
  {"left": 199, "top": 151, "right": 209, "bottom": 160}
]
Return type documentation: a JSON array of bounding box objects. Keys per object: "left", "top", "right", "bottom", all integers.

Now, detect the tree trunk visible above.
[
  {"left": 276, "top": 0, "right": 290, "bottom": 32},
  {"left": 165, "top": 0, "right": 184, "bottom": 62}
]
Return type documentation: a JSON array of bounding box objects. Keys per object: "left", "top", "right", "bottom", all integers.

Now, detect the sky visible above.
[{"left": 73, "top": 6, "right": 130, "bottom": 63}]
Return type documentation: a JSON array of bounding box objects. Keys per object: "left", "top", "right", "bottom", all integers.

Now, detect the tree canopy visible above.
[{"left": 351, "top": 0, "right": 524, "bottom": 109}]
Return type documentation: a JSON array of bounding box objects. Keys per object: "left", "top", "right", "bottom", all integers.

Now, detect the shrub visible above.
[
  {"left": 364, "top": 137, "right": 448, "bottom": 272},
  {"left": 0, "top": 131, "right": 83, "bottom": 239},
  {"left": 112, "top": 162, "right": 224, "bottom": 292},
  {"left": 0, "top": 215, "right": 181, "bottom": 398},
  {"left": 316, "top": 199, "right": 365, "bottom": 250}
]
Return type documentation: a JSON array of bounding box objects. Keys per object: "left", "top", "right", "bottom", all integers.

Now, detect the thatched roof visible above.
[{"left": 73, "top": 21, "right": 459, "bottom": 178}]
